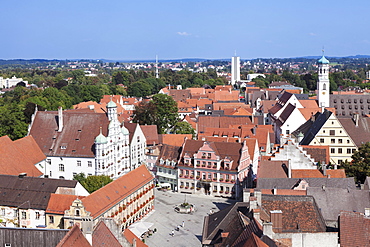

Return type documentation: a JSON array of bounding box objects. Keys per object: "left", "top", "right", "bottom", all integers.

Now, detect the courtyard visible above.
[{"left": 139, "top": 189, "right": 238, "bottom": 247}]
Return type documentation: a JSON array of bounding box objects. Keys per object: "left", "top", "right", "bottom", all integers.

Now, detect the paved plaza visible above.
[{"left": 139, "top": 189, "right": 238, "bottom": 247}]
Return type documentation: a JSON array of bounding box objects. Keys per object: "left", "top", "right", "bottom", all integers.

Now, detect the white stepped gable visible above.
[{"left": 271, "top": 139, "right": 317, "bottom": 169}]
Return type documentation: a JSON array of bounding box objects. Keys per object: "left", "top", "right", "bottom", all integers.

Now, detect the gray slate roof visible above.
[
  {"left": 307, "top": 187, "right": 370, "bottom": 222},
  {"left": 0, "top": 175, "right": 77, "bottom": 210},
  {"left": 256, "top": 177, "right": 356, "bottom": 190}
]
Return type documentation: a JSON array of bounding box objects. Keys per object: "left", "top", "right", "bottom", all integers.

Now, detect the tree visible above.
[
  {"left": 73, "top": 173, "right": 113, "bottom": 193},
  {"left": 127, "top": 81, "right": 153, "bottom": 97},
  {"left": 172, "top": 121, "right": 195, "bottom": 136},
  {"left": 341, "top": 142, "right": 370, "bottom": 183},
  {"left": 133, "top": 94, "right": 179, "bottom": 134}
]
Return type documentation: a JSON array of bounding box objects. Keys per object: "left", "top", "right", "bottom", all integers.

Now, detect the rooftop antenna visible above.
[{"left": 155, "top": 55, "right": 159, "bottom": 79}]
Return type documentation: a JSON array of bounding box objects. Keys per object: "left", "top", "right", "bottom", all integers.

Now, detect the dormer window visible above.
[
  {"left": 60, "top": 146, "right": 67, "bottom": 150},
  {"left": 75, "top": 209, "right": 80, "bottom": 216}
]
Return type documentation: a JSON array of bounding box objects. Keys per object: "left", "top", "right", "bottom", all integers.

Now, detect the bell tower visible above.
[{"left": 317, "top": 53, "right": 330, "bottom": 108}]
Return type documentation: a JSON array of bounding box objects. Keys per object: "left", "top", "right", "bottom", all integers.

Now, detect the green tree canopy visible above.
[
  {"left": 73, "top": 173, "right": 113, "bottom": 193},
  {"left": 133, "top": 94, "right": 179, "bottom": 134},
  {"left": 341, "top": 142, "right": 370, "bottom": 183},
  {"left": 172, "top": 121, "right": 195, "bottom": 136}
]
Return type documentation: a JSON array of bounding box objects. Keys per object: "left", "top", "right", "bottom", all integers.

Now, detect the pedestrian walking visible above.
[
  {"left": 171, "top": 230, "right": 174, "bottom": 236},
  {"left": 182, "top": 221, "right": 184, "bottom": 227}
]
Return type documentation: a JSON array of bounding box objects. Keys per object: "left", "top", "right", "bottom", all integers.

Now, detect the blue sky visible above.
[{"left": 1, "top": 0, "right": 370, "bottom": 60}]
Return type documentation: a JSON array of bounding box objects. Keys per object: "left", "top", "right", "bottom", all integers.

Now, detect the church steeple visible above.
[{"left": 317, "top": 51, "right": 330, "bottom": 108}]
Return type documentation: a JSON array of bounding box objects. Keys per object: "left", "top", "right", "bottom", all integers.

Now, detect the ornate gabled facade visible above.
[
  {"left": 177, "top": 139, "right": 251, "bottom": 198},
  {"left": 29, "top": 100, "right": 146, "bottom": 180},
  {"left": 95, "top": 101, "right": 131, "bottom": 179}
]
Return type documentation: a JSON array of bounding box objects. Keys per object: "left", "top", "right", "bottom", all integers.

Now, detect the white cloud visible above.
[
  {"left": 177, "top": 32, "right": 191, "bottom": 36},
  {"left": 309, "top": 33, "right": 317, "bottom": 36}
]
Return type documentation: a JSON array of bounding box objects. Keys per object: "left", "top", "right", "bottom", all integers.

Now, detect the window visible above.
[
  {"left": 226, "top": 187, "right": 230, "bottom": 193},
  {"left": 286, "top": 130, "right": 290, "bottom": 135},
  {"left": 77, "top": 160, "right": 81, "bottom": 166},
  {"left": 331, "top": 139, "right": 335, "bottom": 144},
  {"left": 13, "top": 210, "right": 17, "bottom": 217},
  {"left": 338, "top": 160, "right": 343, "bottom": 164},
  {"left": 88, "top": 161, "right": 92, "bottom": 167},
  {"left": 35, "top": 212, "right": 40, "bottom": 220},
  {"left": 60, "top": 146, "right": 67, "bottom": 150},
  {"left": 331, "top": 148, "right": 335, "bottom": 154},
  {"left": 320, "top": 138, "right": 324, "bottom": 143},
  {"left": 352, "top": 149, "right": 356, "bottom": 153},
  {"left": 59, "top": 164, "right": 64, "bottom": 172},
  {"left": 1, "top": 208, "right": 5, "bottom": 216},
  {"left": 158, "top": 168, "right": 162, "bottom": 172},
  {"left": 338, "top": 148, "right": 342, "bottom": 154},
  {"left": 21, "top": 211, "right": 26, "bottom": 220},
  {"left": 202, "top": 173, "right": 206, "bottom": 179},
  {"left": 47, "top": 159, "right": 51, "bottom": 164},
  {"left": 330, "top": 130, "right": 335, "bottom": 135},
  {"left": 208, "top": 173, "right": 212, "bottom": 179},
  {"left": 75, "top": 209, "right": 80, "bottom": 216},
  {"left": 347, "top": 148, "right": 351, "bottom": 154}
]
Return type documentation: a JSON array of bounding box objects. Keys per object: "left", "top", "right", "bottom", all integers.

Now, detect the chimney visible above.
[
  {"left": 253, "top": 209, "right": 262, "bottom": 225},
  {"left": 255, "top": 190, "right": 262, "bottom": 206},
  {"left": 263, "top": 222, "right": 273, "bottom": 239},
  {"left": 249, "top": 197, "right": 258, "bottom": 210},
  {"left": 322, "top": 163, "right": 327, "bottom": 176},
  {"left": 270, "top": 210, "right": 283, "bottom": 233},
  {"left": 365, "top": 208, "right": 370, "bottom": 217},
  {"left": 58, "top": 106, "right": 63, "bottom": 132}
]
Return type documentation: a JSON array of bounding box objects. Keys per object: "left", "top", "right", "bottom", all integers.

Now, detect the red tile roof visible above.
[
  {"left": 29, "top": 109, "right": 109, "bottom": 158},
  {"left": 339, "top": 211, "right": 370, "bottom": 247},
  {"left": 123, "top": 229, "right": 148, "bottom": 247},
  {"left": 82, "top": 165, "right": 154, "bottom": 218},
  {"left": 241, "top": 232, "right": 269, "bottom": 247},
  {"left": 326, "top": 169, "right": 346, "bottom": 178},
  {"left": 56, "top": 225, "right": 91, "bottom": 247},
  {"left": 46, "top": 194, "right": 85, "bottom": 214},
  {"left": 291, "top": 169, "right": 324, "bottom": 178},
  {"left": 260, "top": 189, "right": 306, "bottom": 196},
  {"left": 92, "top": 221, "right": 122, "bottom": 247},
  {"left": 257, "top": 160, "right": 289, "bottom": 179},
  {"left": 159, "top": 134, "right": 191, "bottom": 146},
  {"left": 140, "top": 125, "right": 158, "bottom": 146},
  {"left": 301, "top": 145, "right": 330, "bottom": 164},
  {"left": 0, "top": 135, "right": 43, "bottom": 177}
]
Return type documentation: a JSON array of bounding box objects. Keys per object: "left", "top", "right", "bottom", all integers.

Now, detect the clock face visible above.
[{"left": 322, "top": 92, "right": 326, "bottom": 95}]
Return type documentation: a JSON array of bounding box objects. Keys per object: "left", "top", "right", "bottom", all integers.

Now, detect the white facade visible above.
[
  {"left": 317, "top": 56, "right": 330, "bottom": 108},
  {"left": 46, "top": 156, "right": 95, "bottom": 180},
  {"left": 231, "top": 56, "right": 240, "bottom": 85},
  {"left": 0, "top": 76, "right": 28, "bottom": 88},
  {"left": 128, "top": 124, "right": 147, "bottom": 170},
  {"left": 95, "top": 101, "right": 131, "bottom": 179}
]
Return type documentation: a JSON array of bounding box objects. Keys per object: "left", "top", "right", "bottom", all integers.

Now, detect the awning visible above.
[{"left": 128, "top": 221, "right": 153, "bottom": 237}]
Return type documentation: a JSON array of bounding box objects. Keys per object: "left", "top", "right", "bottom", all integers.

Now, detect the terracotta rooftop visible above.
[
  {"left": 197, "top": 116, "right": 253, "bottom": 134},
  {"left": 140, "top": 125, "right": 158, "bottom": 146},
  {"left": 0, "top": 135, "right": 44, "bottom": 177},
  {"left": 123, "top": 228, "right": 148, "bottom": 247},
  {"left": 82, "top": 165, "right": 154, "bottom": 218},
  {"left": 46, "top": 194, "right": 85, "bottom": 214},
  {"left": 56, "top": 225, "right": 91, "bottom": 247},
  {"left": 92, "top": 221, "right": 122, "bottom": 247},
  {"left": 260, "top": 189, "right": 306, "bottom": 196},
  {"left": 257, "top": 160, "right": 289, "bottom": 179},
  {"left": 339, "top": 211, "right": 370, "bottom": 247},
  {"left": 326, "top": 169, "right": 346, "bottom": 178},
  {"left": 291, "top": 169, "right": 325, "bottom": 178},
  {"left": 158, "top": 134, "right": 190, "bottom": 146}
]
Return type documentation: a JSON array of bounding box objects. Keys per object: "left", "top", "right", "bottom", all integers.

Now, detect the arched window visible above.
[
  {"left": 323, "top": 83, "right": 326, "bottom": 90},
  {"left": 59, "top": 164, "right": 64, "bottom": 172}
]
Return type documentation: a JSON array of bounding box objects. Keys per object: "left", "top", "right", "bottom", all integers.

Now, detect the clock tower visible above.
[{"left": 317, "top": 54, "right": 330, "bottom": 108}]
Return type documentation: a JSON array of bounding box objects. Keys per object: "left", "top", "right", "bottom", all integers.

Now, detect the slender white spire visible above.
[{"left": 155, "top": 55, "right": 159, "bottom": 79}]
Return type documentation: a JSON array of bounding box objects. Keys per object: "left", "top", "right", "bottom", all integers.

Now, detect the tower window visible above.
[{"left": 323, "top": 83, "right": 326, "bottom": 90}]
